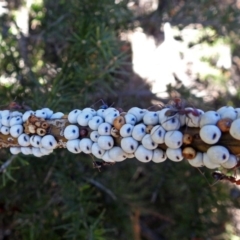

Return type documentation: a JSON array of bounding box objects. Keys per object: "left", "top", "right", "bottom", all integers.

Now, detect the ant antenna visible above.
[
  {"left": 90, "top": 154, "right": 101, "bottom": 172},
  {"left": 196, "top": 167, "right": 218, "bottom": 187},
  {"left": 90, "top": 99, "right": 114, "bottom": 110}
]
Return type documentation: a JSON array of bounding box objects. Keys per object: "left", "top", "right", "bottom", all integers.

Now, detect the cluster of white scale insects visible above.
[{"left": 4, "top": 105, "right": 240, "bottom": 170}]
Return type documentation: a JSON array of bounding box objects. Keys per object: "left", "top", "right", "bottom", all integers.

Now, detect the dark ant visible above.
[
  {"left": 0, "top": 100, "right": 31, "bottom": 111},
  {"left": 212, "top": 171, "right": 240, "bottom": 185},
  {"left": 165, "top": 98, "right": 200, "bottom": 117},
  {"left": 91, "top": 99, "right": 114, "bottom": 110},
  {"left": 92, "top": 161, "right": 115, "bottom": 171}
]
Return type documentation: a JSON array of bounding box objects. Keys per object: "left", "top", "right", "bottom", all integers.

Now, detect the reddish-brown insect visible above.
[
  {"left": 165, "top": 98, "right": 200, "bottom": 117},
  {"left": 1, "top": 101, "right": 31, "bottom": 111},
  {"left": 212, "top": 171, "right": 240, "bottom": 185},
  {"left": 93, "top": 161, "right": 115, "bottom": 170}
]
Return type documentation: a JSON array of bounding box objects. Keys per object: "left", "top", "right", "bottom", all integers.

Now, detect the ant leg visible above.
[
  {"left": 90, "top": 99, "right": 108, "bottom": 109},
  {"left": 197, "top": 168, "right": 218, "bottom": 187},
  {"left": 90, "top": 154, "right": 101, "bottom": 172}
]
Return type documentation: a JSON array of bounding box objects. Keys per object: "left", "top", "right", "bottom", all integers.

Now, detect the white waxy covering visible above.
[
  {"left": 82, "top": 108, "right": 97, "bottom": 116},
  {"left": 97, "top": 135, "right": 114, "bottom": 150},
  {"left": 235, "top": 108, "right": 240, "bottom": 119},
  {"left": 10, "top": 147, "right": 21, "bottom": 155},
  {"left": 102, "top": 151, "right": 115, "bottom": 162},
  {"left": 1, "top": 110, "right": 10, "bottom": 117},
  {"left": 152, "top": 149, "right": 167, "bottom": 163},
  {"left": 206, "top": 145, "right": 229, "bottom": 164},
  {"left": 158, "top": 108, "right": 180, "bottom": 130},
  {"left": 21, "top": 147, "right": 32, "bottom": 155},
  {"left": 98, "top": 122, "right": 112, "bottom": 135},
  {"left": 199, "top": 111, "right": 220, "bottom": 127},
  {"left": 161, "top": 116, "right": 180, "bottom": 131},
  {"left": 217, "top": 106, "right": 234, "bottom": 115},
  {"left": 1, "top": 115, "right": 10, "bottom": 127},
  {"left": 164, "top": 131, "right": 183, "bottom": 149},
  {"left": 108, "top": 146, "right": 127, "bottom": 162},
  {"left": 132, "top": 123, "right": 146, "bottom": 141},
  {"left": 178, "top": 113, "right": 186, "bottom": 127},
  {"left": 68, "top": 109, "right": 81, "bottom": 123},
  {"left": 77, "top": 112, "right": 93, "bottom": 126},
  {"left": 41, "top": 135, "right": 57, "bottom": 150},
  {"left": 32, "top": 147, "right": 44, "bottom": 157},
  {"left": 40, "top": 147, "right": 53, "bottom": 155},
  {"left": 103, "top": 108, "right": 119, "bottom": 118},
  {"left": 64, "top": 125, "right": 79, "bottom": 140},
  {"left": 35, "top": 109, "right": 47, "bottom": 119},
  {"left": 88, "top": 116, "right": 104, "bottom": 130},
  {"left": 121, "top": 137, "right": 138, "bottom": 153},
  {"left": 96, "top": 109, "right": 105, "bottom": 118},
  {"left": 10, "top": 125, "right": 23, "bottom": 138},
  {"left": 120, "top": 124, "right": 134, "bottom": 137},
  {"left": 134, "top": 145, "right": 153, "bottom": 162},
  {"left": 150, "top": 125, "right": 166, "bottom": 144},
  {"left": 141, "top": 134, "right": 158, "bottom": 150},
  {"left": 41, "top": 108, "right": 53, "bottom": 119},
  {"left": 104, "top": 112, "right": 120, "bottom": 125},
  {"left": 91, "top": 142, "right": 105, "bottom": 159},
  {"left": 66, "top": 139, "right": 81, "bottom": 154},
  {"left": 203, "top": 153, "right": 220, "bottom": 169},
  {"left": 158, "top": 108, "right": 171, "bottom": 124},
  {"left": 1, "top": 126, "right": 9, "bottom": 135},
  {"left": 185, "top": 108, "right": 204, "bottom": 127},
  {"left": 127, "top": 107, "right": 147, "bottom": 122},
  {"left": 90, "top": 130, "right": 100, "bottom": 142},
  {"left": 143, "top": 111, "right": 159, "bottom": 125},
  {"left": 166, "top": 148, "right": 183, "bottom": 162},
  {"left": 217, "top": 106, "right": 236, "bottom": 120},
  {"left": 79, "top": 138, "right": 93, "bottom": 154},
  {"left": 30, "top": 135, "right": 42, "bottom": 148},
  {"left": 10, "top": 111, "right": 22, "bottom": 117},
  {"left": 50, "top": 112, "right": 64, "bottom": 119},
  {"left": 22, "top": 110, "right": 34, "bottom": 122},
  {"left": 221, "top": 154, "right": 237, "bottom": 169},
  {"left": 187, "top": 152, "right": 204, "bottom": 167},
  {"left": 200, "top": 125, "right": 221, "bottom": 144},
  {"left": 18, "top": 133, "right": 30, "bottom": 147},
  {"left": 10, "top": 116, "right": 23, "bottom": 126},
  {"left": 230, "top": 118, "right": 240, "bottom": 140},
  {"left": 124, "top": 113, "right": 137, "bottom": 125}
]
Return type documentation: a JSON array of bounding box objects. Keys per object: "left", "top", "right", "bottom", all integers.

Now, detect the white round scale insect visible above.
[
  {"left": 97, "top": 135, "right": 114, "bottom": 150},
  {"left": 68, "top": 109, "right": 81, "bottom": 123},
  {"left": 66, "top": 139, "right": 81, "bottom": 154},
  {"left": 152, "top": 149, "right": 167, "bottom": 163},
  {"left": 41, "top": 135, "right": 58, "bottom": 150},
  {"left": 79, "top": 138, "right": 93, "bottom": 154},
  {"left": 166, "top": 148, "right": 183, "bottom": 162},
  {"left": 164, "top": 131, "right": 183, "bottom": 149},
  {"left": 88, "top": 116, "right": 104, "bottom": 130},
  {"left": 91, "top": 142, "right": 105, "bottom": 159},
  {"left": 141, "top": 134, "right": 158, "bottom": 150},
  {"left": 10, "top": 147, "right": 21, "bottom": 155},
  {"left": 131, "top": 123, "right": 146, "bottom": 141},
  {"left": 120, "top": 137, "right": 138, "bottom": 154},
  {"left": 10, "top": 125, "right": 23, "bottom": 138},
  {"left": 134, "top": 145, "right": 153, "bottom": 163},
  {"left": 108, "top": 146, "right": 128, "bottom": 162},
  {"left": 64, "top": 125, "right": 79, "bottom": 140},
  {"left": 18, "top": 133, "right": 30, "bottom": 147}
]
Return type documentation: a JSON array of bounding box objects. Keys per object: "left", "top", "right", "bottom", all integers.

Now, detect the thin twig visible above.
[
  {"left": 83, "top": 177, "right": 117, "bottom": 201},
  {"left": 0, "top": 155, "right": 17, "bottom": 173}
]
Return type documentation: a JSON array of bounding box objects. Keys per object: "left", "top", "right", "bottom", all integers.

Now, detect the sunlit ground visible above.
[{"left": 122, "top": 22, "right": 232, "bottom": 99}]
